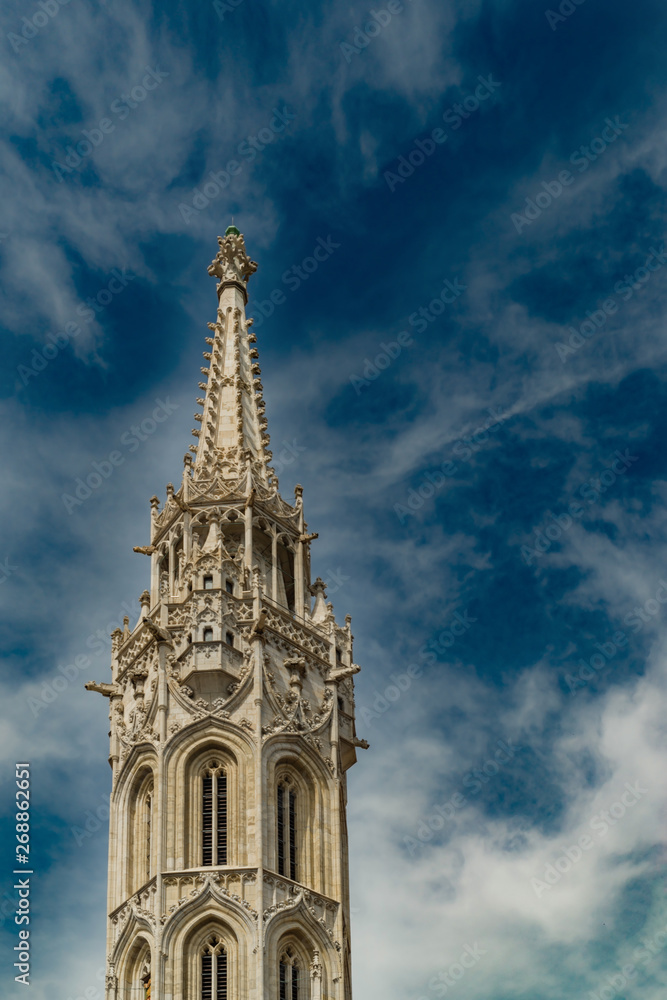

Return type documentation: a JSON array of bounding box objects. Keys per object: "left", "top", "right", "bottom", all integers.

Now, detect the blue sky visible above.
[{"left": 1, "top": 0, "right": 667, "bottom": 996}]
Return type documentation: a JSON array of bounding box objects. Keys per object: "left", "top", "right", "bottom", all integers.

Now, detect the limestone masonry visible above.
[{"left": 86, "top": 227, "right": 367, "bottom": 1000}]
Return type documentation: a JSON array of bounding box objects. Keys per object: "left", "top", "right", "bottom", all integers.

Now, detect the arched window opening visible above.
[
  {"left": 129, "top": 771, "right": 155, "bottom": 895},
  {"left": 201, "top": 935, "right": 227, "bottom": 1000},
  {"left": 203, "top": 627, "right": 214, "bottom": 642},
  {"left": 225, "top": 631, "right": 234, "bottom": 647},
  {"left": 202, "top": 762, "right": 227, "bottom": 866},
  {"left": 144, "top": 789, "right": 153, "bottom": 883},
  {"left": 279, "top": 947, "right": 308, "bottom": 1000},
  {"left": 203, "top": 575, "right": 214, "bottom": 590},
  {"left": 225, "top": 578, "right": 234, "bottom": 594},
  {"left": 277, "top": 778, "right": 297, "bottom": 880}
]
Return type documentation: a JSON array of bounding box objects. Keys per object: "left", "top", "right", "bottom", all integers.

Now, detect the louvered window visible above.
[
  {"left": 202, "top": 937, "right": 227, "bottom": 1000},
  {"left": 145, "top": 791, "right": 153, "bottom": 882},
  {"left": 277, "top": 780, "right": 297, "bottom": 880},
  {"left": 202, "top": 764, "right": 227, "bottom": 865},
  {"left": 279, "top": 950, "right": 307, "bottom": 1000},
  {"left": 289, "top": 791, "right": 297, "bottom": 881},
  {"left": 277, "top": 785, "right": 285, "bottom": 875}
]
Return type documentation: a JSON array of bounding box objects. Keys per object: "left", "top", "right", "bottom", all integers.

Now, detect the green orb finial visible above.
[{"left": 225, "top": 224, "right": 241, "bottom": 236}]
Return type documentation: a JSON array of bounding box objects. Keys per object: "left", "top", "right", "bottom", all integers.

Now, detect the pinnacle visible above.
[{"left": 187, "top": 232, "right": 276, "bottom": 490}]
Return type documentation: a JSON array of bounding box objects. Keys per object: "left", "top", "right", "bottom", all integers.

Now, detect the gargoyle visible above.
[
  {"left": 250, "top": 608, "right": 268, "bottom": 636},
  {"left": 328, "top": 662, "right": 361, "bottom": 682},
  {"left": 172, "top": 493, "right": 194, "bottom": 514},
  {"left": 85, "top": 681, "right": 117, "bottom": 697},
  {"left": 133, "top": 545, "right": 156, "bottom": 556},
  {"left": 144, "top": 618, "right": 173, "bottom": 645}
]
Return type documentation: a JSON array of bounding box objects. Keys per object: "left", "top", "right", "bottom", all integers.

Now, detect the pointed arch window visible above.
[
  {"left": 144, "top": 787, "right": 153, "bottom": 883},
  {"left": 202, "top": 762, "right": 227, "bottom": 866},
  {"left": 279, "top": 948, "right": 306, "bottom": 1000},
  {"left": 201, "top": 936, "right": 227, "bottom": 1000},
  {"left": 277, "top": 778, "right": 297, "bottom": 880}
]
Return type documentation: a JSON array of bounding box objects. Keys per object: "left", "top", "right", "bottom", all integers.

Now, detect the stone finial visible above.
[
  {"left": 207, "top": 231, "right": 258, "bottom": 289},
  {"left": 110, "top": 627, "right": 123, "bottom": 654},
  {"left": 139, "top": 590, "right": 151, "bottom": 619},
  {"left": 310, "top": 577, "right": 328, "bottom": 624}
]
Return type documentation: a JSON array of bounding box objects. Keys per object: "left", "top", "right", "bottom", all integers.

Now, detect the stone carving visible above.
[
  {"left": 207, "top": 232, "right": 258, "bottom": 288},
  {"left": 95, "top": 232, "right": 361, "bottom": 998}
]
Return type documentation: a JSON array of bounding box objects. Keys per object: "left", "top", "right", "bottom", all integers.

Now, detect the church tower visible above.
[{"left": 86, "top": 228, "right": 367, "bottom": 1000}]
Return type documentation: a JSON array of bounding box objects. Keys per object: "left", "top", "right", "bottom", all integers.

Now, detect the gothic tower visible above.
[{"left": 86, "top": 227, "right": 367, "bottom": 1000}]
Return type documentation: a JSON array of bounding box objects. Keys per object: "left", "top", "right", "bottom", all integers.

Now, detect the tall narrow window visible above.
[
  {"left": 277, "top": 785, "right": 285, "bottom": 876},
  {"left": 289, "top": 790, "right": 297, "bottom": 881},
  {"left": 277, "top": 779, "right": 297, "bottom": 880},
  {"left": 217, "top": 770, "right": 227, "bottom": 865},
  {"left": 202, "top": 763, "right": 227, "bottom": 866},
  {"left": 279, "top": 949, "right": 306, "bottom": 1000},
  {"left": 202, "top": 937, "right": 227, "bottom": 1000},
  {"left": 202, "top": 775, "right": 213, "bottom": 866},
  {"left": 202, "top": 952, "right": 213, "bottom": 1000},
  {"left": 145, "top": 790, "right": 153, "bottom": 882}
]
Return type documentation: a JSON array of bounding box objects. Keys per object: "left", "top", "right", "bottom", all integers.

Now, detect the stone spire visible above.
[
  {"left": 190, "top": 226, "right": 275, "bottom": 487},
  {"left": 86, "top": 232, "right": 366, "bottom": 1000}
]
